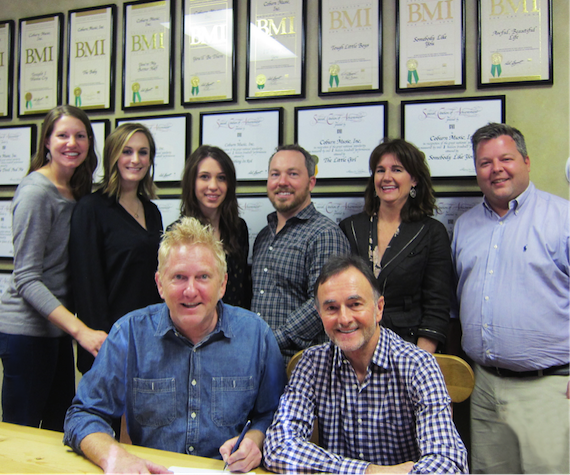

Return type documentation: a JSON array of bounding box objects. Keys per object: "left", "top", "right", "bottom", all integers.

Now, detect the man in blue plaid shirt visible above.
[
  {"left": 251, "top": 144, "right": 350, "bottom": 362},
  {"left": 264, "top": 255, "right": 468, "bottom": 474}
]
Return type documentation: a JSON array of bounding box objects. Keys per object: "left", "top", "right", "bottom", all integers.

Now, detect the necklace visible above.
[{"left": 120, "top": 198, "right": 142, "bottom": 220}]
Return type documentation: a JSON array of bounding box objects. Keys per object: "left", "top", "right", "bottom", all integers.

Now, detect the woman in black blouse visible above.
[
  {"left": 339, "top": 139, "right": 451, "bottom": 353},
  {"left": 70, "top": 123, "right": 163, "bottom": 373},
  {"left": 180, "top": 145, "right": 251, "bottom": 308}
]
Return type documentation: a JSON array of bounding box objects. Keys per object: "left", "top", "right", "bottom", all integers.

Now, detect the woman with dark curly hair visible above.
[
  {"left": 339, "top": 138, "right": 451, "bottom": 352},
  {"left": 180, "top": 145, "right": 251, "bottom": 308}
]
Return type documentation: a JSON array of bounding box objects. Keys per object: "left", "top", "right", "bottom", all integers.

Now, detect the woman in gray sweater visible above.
[{"left": 0, "top": 106, "right": 107, "bottom": 432}]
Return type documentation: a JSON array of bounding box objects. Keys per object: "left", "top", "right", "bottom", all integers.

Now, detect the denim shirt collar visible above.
[{"left": 154, "top": 301, "right": 234, "bottom": 345}]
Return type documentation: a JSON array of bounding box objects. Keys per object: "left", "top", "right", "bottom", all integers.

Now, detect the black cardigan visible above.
[{"left": 339, "top": 212, "right": 452, "bottom": 345}]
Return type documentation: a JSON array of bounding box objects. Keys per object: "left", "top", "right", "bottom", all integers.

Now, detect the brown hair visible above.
[
  {"left": 29, "top": 105, "right": 97, "bottom": 200},
  {"left": 364, "top": 139, "right": 437, "bottom": 222}
]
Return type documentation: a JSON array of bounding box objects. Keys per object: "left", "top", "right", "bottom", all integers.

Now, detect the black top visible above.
[
  {"left": 223, "top": 218, "right": 252, "bottom": 309},
  {"left": 339, "top": 212, "right": 451, "bottom": 345},
  {"left": 69, "top": 189, "right": 163, "bottom": 373}
]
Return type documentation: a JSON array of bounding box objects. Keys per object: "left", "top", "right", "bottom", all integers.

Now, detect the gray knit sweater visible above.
[{"left": 0, "top": 172, "right": 75, "bottom": 338}]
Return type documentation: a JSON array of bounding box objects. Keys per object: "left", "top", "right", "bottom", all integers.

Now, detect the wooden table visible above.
[{"left": 0, "top": 422, "right": 271, "bottom": 473}]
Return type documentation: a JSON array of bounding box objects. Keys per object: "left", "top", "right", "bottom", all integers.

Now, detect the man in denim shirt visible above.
[{"left": 64, "top": 217, "right": 286, "bottom": 473}]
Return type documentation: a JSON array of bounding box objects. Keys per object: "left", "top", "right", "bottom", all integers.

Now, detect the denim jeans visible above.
[{"left": 0, "top": 332, "right": 75, "bottom": 432}]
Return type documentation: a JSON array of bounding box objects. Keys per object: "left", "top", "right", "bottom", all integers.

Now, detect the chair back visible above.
[
  {"left": 434, "top": 354, "right": 475, "bottom": 403},
  {"left": 287, "top": 350, "right": 305, "bottom": 379}
]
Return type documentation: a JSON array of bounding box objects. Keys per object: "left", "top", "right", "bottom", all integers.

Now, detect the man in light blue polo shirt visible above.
[{"left": 452, "top": 123, "right": 569, "bottom": 473}]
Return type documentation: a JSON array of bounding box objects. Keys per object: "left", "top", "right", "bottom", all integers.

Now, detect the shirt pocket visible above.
[
  {"left": 133, "top": 377, "right": 176, "bottom": 427},
  {"left": 211, "top": 376, "right": 256, "bottom": 427}
]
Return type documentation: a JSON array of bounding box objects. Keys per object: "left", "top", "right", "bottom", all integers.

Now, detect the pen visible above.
[{"left": 223, "top": 419, "right": 252, "bottom": 471}]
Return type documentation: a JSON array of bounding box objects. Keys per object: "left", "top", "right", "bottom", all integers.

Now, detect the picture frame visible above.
[
  {"left": 116, "top": 114, "right": 190, "bottom": 183},
  {"left": 0, "top": 21, "right": 15, "bottom": 119},
  {"left": 397, "top": 0, "right": 465, "bottom": 92},
  {"left": 434, "top": 191, "right": 483, "bottom": 239},
  {"left": 0, "top": 124, "right": 37, "bottom": 185},
  {"left": 0, "top": 199, "right": 13, "bottom": 258},
  {"left": 237, "top": 192, "right": 365, "bottom": 264},
  {"left": 68, "top": 5, "right": 116, "bottom": 111},
  {"left": 200, "top": 108, "right": 283, "bottom": 181},
  {"left": 18, "top": 13, "right": 64, "bottom": 117},
  {"left": 91, "top": 119, "right": 111, "bottom": 183},
  {"left": 295, "top": 102, "right": 388, "bottom": 179},
  {"left": 246, "top": 0, "right": 306, "bottom": 100},
  {"left": 478, "top": 0, "right": 552, "bottom": 87},
  {"left": 319, "top": 0, "right": 382, "bottom": 96},
  {"left": 122, "top": 0, "right": 174, "bottom": 110},
  {"left": 182, "top": 0, "right": 236, "bottom": 105},
  {"left": 401, "top": 95, "right": 505, "bottom": 178},
  {"left": 151, "top": 196, "right": 181, "bottom": 229}
]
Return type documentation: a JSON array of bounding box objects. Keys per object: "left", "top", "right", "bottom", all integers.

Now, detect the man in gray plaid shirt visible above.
[{"left": 251, "top": 144, "right": 350, "bottom": 362}]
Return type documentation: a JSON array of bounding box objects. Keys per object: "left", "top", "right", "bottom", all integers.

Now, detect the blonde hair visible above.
[
  {"left": 158, "top": 217, "right": 227, "bottom": 278},
  {"left": 101, "top": 123, "right": 157, "bottom": 199}
]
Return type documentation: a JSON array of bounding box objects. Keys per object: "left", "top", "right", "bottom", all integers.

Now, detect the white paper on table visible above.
[{"left": 168, "top": 467, "right": 255, "bottom": 474}]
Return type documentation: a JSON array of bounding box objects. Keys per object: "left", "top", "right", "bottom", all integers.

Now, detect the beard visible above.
[{"left": 268, "top": 185, "right": 311, "bottom": 215}]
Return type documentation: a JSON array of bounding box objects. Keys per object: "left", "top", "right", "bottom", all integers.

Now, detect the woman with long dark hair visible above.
[
  {"left": 339, "top": 139, "right": 451, "bottom": 353},
  {"left": 180, "top": 145, "right": 251, "bottom": 308}
]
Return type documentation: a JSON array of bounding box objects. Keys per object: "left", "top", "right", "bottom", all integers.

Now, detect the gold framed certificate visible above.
[
  {"left": 123, "top": 0, "right": 174, "bottom": 110},
  {"left": 478, "top": 0, "right": 552, "bottom": 87},
  {"left": 0, "top": 21, "right": 14, "bottom": 119},
  {"left": 18, "top": 13, "right": 63, "bottom": 117},
  {"left": 319, "top": 0, "right": 381, "bottom": 95},
  {"left": 246, "top": 0, "right": 305, "bottom": 99},
  {"left": 397, "top": 0, "right": 465, "bottom": 92},
  {"left": 68, "top": 5, "right": 116, "bottom": 111},
  {"left": 182, "top": 0, "right": 235, "bottom": 104}
]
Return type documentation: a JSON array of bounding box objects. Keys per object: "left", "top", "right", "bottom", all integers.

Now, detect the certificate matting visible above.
[
  {"left": 123, "top": 0, "right": 174, "bottom": 110},
  {"left": 0, "top": 125, "right": 36, "bottom": 185},
  {"left": 402, "top": 96, "right": 505, "bottom": 178},
  {"left": 434, "top": 192, "right": 483, "bottom": 239},
  {"left": 91, "top": 119, "right": 110, "bottom": 184},
  {"left": 319, "top": 0, "right": 381, "bottom": 95},
  {"left": 18, "top": 14, "right": 63, "bottom": 117},
  {"left": 397, "top": 0, "right": 465, "bottom": 92},
  {"left": 152, "top": 197, "right": 181, "bottom": 229},
  {"left": 0, "top": 21, "right": 14, "bottom": 118},
  {"left": 0, "top": 200, "right": 13, "bottom": 258},
  {"left": 478, "top": 0, "right": 552, "bottom": 87},
  {"left": 68, "top": 5, "right": 116, "bottom": 111},
  {"left": 295, "top": 102, "right": 387, "bottom": 179},
  {"left": 246, "top": 0, "right": 305, "bottom": 99},
  {"left": 201, "top": 109, "right": 282, "bottom": 181},
  {"left": 182, "top": 0, "right": 235, "bottom": 104},
  {"left": 116, "top": 115, "right": 189, "bottom": 182}
]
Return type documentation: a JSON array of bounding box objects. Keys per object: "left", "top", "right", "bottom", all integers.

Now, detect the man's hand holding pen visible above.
[{"left": 219, "top": 421, "right": 265, "bottom": 473}]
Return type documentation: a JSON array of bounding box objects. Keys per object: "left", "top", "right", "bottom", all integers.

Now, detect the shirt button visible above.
[
  {"left": 500, "top": 221, "right": 504, "bottom": 226},
  {"left": 260, "top": 289, "right": 264, "bottom": 294},
  {"left": 192, "top": 379, "right": 197, "bottom": 386},
  {"left": 494, "top": 245, "right": 498, "bottom": 249},
  {"left": 264, "top": 268, "right": 268, "bottom": 272},
  {"left": 191, "top": 412, "right": 196, "bottom": 419},
  {"left": 357, "top": 418, "right": 362, "bottom": 424},
  {"left": 256, "top": 312, "right": 261, "bottom": 316},
  {"left": 269, "top": 246, "right": 273, "bottom": 251},
  {"left": 489, "top": 270, "right": 494, "bottom": 274},
  {"left": 484, "top": 323, "right": 488, "bottom": 329},
  {"left": 359, "top": 453, "right": 364, "bottom": 459},
  {"left": 486, "top": 350, "right": 491, "bottom": 355},
  {"left": 189, "top": 446, "right": 194, "bottom": 452},
  {"left": 484, "top": 296, "right": 489, "bottom": 301},
  {"left": 352, "top": 384, "right": 358, "bottom": 390}
]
